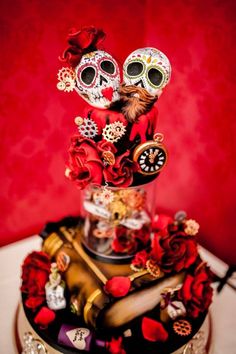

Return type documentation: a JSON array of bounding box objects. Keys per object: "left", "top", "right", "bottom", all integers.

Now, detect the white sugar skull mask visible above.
[
  {"left": 74, "top": 50, "right": 120, "bottom": 109},
  {"left": 123, "top": 47, "right": 171, "bottom": 96}
]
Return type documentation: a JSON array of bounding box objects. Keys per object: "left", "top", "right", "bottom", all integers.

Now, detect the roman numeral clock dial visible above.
[{"left": 133, "top": 133, "right": 168, "bottom": 175}]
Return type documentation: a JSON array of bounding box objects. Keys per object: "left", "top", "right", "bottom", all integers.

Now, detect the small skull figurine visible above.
[
  {"left": 74, "top": 50, "right": 121, "bottom": 109},
  {"left": 123, "top": 47, "right": 171, "bottom": 96}
]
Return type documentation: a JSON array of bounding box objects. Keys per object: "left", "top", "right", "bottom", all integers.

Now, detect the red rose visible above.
[
  {"left": 151, "top": 231, "right": 198, "bottom": 273},
  {"left": 67, "top": 136, "right": 103, "bottom": 189},
  {"left": 178, "top": 263, "right": 213, "bottom": 318},
  {"left": 112, "top": 227, "right": 137, "bottom": 254},
  {"left": 142, "top": 317, "right": 168, "bottom": 342},
  {"left": 152, "top": 213, "right": 174, "bottom": 234},
  {"left": 131, "top": 250, "right": 149, "bottom": 270},
  {"left": 132, "top": 225, "right": 151, "bottom": 246},
  {"left": 104, "top": 151, "right": 136, "bottom": 187},
  {"left": 34, "top": 306, "right": 56, "bottom": 329},
  {"left": 107, "top": 337, "right": 126, "bottom": 354},
  {"left": 104, "top": 276, "right": 131, "bottom": 298},
  {"left": 61, "top": 26, "right": 106, "bottom": 67},
  {"left": 21, "top": 251, "right": 51, "bottom": 310},
  {"left": 97, "top": 139, "right": 117, "bottom": 155}
]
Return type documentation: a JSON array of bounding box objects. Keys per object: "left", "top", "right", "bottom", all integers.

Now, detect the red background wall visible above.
[{"left": 1, "top": 0, "right": 236, "bottom": 265}]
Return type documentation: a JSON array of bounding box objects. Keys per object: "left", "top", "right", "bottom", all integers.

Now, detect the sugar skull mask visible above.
[
  {"left": 123, "top": 47, "right": 171, "bottom": 96},
  {"left": 74, "top": 50, "right": 120, "bottom": 109}
]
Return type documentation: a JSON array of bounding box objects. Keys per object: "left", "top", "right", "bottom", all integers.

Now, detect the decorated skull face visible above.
[
  {"left": 74, "top": 50, "right": 120, "bottom": 109},
  {"left": 123, "top": 47, "right": 171, "bottom": 96}
]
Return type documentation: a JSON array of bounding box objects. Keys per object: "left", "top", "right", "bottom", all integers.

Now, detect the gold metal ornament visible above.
[
  {"left": 133, "top": 133, "right": 167, "bottom": 175},
  {"left": 146, "top": 259, "right": 161, "bottom": 278},
  {"left": 109, "top": 200, "right": 127, "bottom": 223},
  {"left": 173, "top": 319, "right": 192, "bottom": 336},
  {"left": 102, "top": 150, "right": 116, "bottom": 166}
]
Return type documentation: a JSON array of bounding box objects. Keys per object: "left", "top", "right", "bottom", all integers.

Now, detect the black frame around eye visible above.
[
  {"left": 100, "top": 60, "right": 115, "bottom": 75},
  {"left": 81, "top": 66, "right": 96, "bottom": 85},
  {"left": 126, "top": 60, "right": 144, "bottom": 77},
  {"left": 147, "top": 67, "right": 164, "bottom": 87}
]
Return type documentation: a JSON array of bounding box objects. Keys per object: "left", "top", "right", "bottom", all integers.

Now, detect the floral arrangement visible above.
[{"left": 21, "top": 251, "right": 51, "bottom": 310}]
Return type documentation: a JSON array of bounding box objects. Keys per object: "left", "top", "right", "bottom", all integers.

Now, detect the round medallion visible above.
[{"left": 133, "top": 133, "right": 167, "bottom": 175}]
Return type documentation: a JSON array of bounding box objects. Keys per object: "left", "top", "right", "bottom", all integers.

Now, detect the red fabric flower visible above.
[
  {"left": 112, "top": 227, "right": 137, "bottom": 254},
  {"left": 178, "top": 262, "right": 213, "bottom": 318},
  {"left": 61, "top": 26, "right": 105, "bottom": 67},
  {"left": 131, "top": 250, "right": 149, "bottom": 269},
  {"left": 104, "top": 276, "right": 131, "bottom": 298},
  {"left": 132, "top": 225, "right": 151, "bottom": 246},
  {"left": 21, "top": 251, "right": 51, "bottom": 310},
  {"left": 97, "top": 139, "right": 117, "bottom": 155},
  {"left": 25, "top": 296, "right": 45, "bottom": 310},
  {"left": 107, "top": 337, "right": 126, "bottom": 354},
  {"left": 152, "top": 213, "right": 174, "bottom": 234},
  {"left": 34, "top": 306, "right": 56, "bottom": 329},
  {"left": 104, "top": 151, "right": 136, "bottom": 187},
  {"left": 142, "top": 317, "right": 168, "bottom": 342},
  {"left": 67, "top": 136, "right": 103, "bottom": 189},
  {"left": 151, "top": 231, "right": 198, "bottom": 273}
]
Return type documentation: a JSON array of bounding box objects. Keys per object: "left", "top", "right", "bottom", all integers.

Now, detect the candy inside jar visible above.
[{"left": 82, "top": 185, "right": 152, "bottom": 261}]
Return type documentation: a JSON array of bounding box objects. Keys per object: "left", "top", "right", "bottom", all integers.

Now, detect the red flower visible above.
[
  {"left": 34, "top": 306, "right": 56, "bottom": 329},
  {"left": 21, "top": 251, "right": 51, "bottom": 309},
  {"left": 178, "top": 263, "right": 213, "bottom": 318},
  {"left": 97, "top": 139, "right": 117, "bottom": 155},
  {"left": 104, "top": 276, "right": 131, "bottom": 298},
  {"left": 107, "top": 337, "right": 126, "bottom": 354},
  {"left": 61, "top": 26, "right": 106, "bottom": 67},
  {"left": 132, "top": 225, "right": 151, "bottom": 246},
  {"left": 131, "top": 250, "right": 149, "bottom": 270},
  {"left": 112, "top": 228, "right": 137, "bottom": 254},
  {"left": 104, "top": 151, "right": 136, "bottom": 187},
  {"left": 25, "top": 296, "right": 45, "bottom": 310},
  {"left": 142, "top": 317, "right": 168, "bottom": 342},
  {"left": 152, "top": 213, "right": 174, "bottom": 234},
  {"left": 151, "top": 231, "right": 198, "bottom": 273},
  {"left": 66, "top": 136, "right": 103, "bottom": 189}
]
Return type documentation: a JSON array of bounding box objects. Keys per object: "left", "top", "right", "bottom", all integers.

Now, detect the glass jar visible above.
[{"left": 82, "top": 185, "right": 152, "bottom": 262}]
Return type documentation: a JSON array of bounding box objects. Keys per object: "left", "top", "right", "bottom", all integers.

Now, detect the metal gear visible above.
[
  {"left": 57, "top": 67, "right": 76, "bottom": 82},
  {"left": 57, "top": 67, "right": 76, "bottom": 92},
  {"left": 102, "top": 121, "right": 126, "bottom": 143},
  {"left": 78, "top": 118, "right": 98, "bottom": 138},
  {"left": 173, "top": 319, "right": 192, "bottom": 336}
]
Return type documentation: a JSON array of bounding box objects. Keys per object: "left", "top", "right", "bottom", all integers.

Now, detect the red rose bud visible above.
[
  {"left": 142, "top": 317, "right": 168, "bottom": 342},
  {"left": 104, "top": 276, "right": 131, "bottom": 298},
  {"left": 25, "top": 296, "right": 45, "bottom": 310},
  {"left": 34, "top": 306, "right": 56, "bottom": 329}
]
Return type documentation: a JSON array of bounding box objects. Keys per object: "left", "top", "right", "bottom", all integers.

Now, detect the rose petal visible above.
[
  {"left": 34, "top": 307, "right": 56, "bottom": 328},
  {"left": 142, "top": 317, "right": 168, "bottom": 342}
]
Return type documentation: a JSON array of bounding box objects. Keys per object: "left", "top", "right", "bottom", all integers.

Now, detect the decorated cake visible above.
[{"left": 16, "top": 27, "right": 213, "bottom": 354}]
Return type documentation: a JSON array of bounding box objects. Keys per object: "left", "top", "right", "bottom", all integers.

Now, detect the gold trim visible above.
[
  {"left": 83, "top": 289, "right": 102, "bottom": 324},
  {"left": 42, "top": 233, "right": 63, "bottom": 257},
  {"left": 133, "top": 140, "right": 168, "bottom": 175},
  {"left": 60, "top": 227, "right": 108, "bottom": 285}
]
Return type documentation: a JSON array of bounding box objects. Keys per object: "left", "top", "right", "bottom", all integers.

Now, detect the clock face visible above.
[{"left": 134, "top": 142, "right": 167, "bottom": 175}]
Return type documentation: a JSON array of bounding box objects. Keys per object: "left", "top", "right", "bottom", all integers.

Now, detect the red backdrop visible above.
[{"left": 1, "top": 0, "right": 236, "bottom": 264}]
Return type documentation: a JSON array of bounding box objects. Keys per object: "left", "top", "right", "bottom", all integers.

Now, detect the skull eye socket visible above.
[
  {"left": 126, "top": 62, "right": 143, "bottom": 76},
  {"left": 147, "top": 68, "right": 163, "bottom": 87},
  {"left": 101, "top": 60, "right": 115, "bottom": 74},
  {"left": 81, "top": 67, "right": 96, "bottom": 85}
]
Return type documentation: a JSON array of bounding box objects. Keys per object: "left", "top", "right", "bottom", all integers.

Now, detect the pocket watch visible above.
[{"left": 133, "top": 133, "right": 167, "bottom": 175}]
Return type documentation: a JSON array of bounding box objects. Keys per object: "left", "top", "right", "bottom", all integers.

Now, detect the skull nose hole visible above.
[
  {"left": 100, "top": 75, "right": 108, "bottom": 85},
  {"left": 114, "top": 212, "right": 119, "bottom": 220},
  {"left": 135, "top": 80, "right": 145, "bottom": 88}
]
